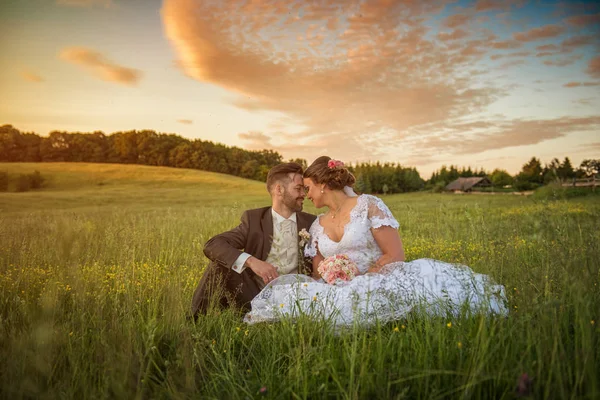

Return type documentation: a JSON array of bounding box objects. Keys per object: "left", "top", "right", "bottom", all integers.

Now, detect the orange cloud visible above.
[
  {"left": 490, "top": 51, "right": 529, "bottom": 61},
  {"left": 177, "top": 119, "right": 193, "bottom": 124},
  {"left": 415, "top": 117, "right": 600, "bottom": 155},
  {"left": 474, "top": 0, "right": 527, "bottom": 12},
  {"left": 489, "top": 40, "right": 522, "bottom": 49},
  {"left": 563, "top": 82, "right": 600, "bottom": 88},
  {"left": 499, "top": 60, "right": 526, "bottom": 69},
  {"left": 586, "top": 56, "right": 600, "bottom": 79},
  {"left": 533, "top": 36, "right": 596, "bottom": 58},
  {"left": 565, "top": 13, "right": 600, "bottom": 27},
  {"left": 442, "top": 13, "right": 472, "bottom": 29},
  {"left": 160, "top": 0, "right": 598, "bottom": 161},
  {"left": 20, "top": 70, "right": 44, "bottom": 82},
  {"left": 536, "top": 44, "right": 558, "bottom": 51},
  {"left": 513, "top": 24, "right": 566, "bottom": 42},
  {"left": 238, "top": 131, "right": 273, "bottom": 149},
  {"left": 437, "top": 29, "right": 469, "bottom": 41},
  {"left": 59, "top": 47, "right": 142, "bottom": 86},
  {"left": 561, "top": 35, "right": 595, "bottom": 50},
  {"left": 543, "top": 54, "right": 583, "bottom": 67},
  {"left": 475, "top": 0, "right": 507, "bottom": 12}
]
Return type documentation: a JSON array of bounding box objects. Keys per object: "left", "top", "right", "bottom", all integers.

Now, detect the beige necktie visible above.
[
  {"left": 279, "top": 219, "right": 296, "bottom": 273},
  {"left": 280, "top": 219, "right": 295, "bottom": 239}
]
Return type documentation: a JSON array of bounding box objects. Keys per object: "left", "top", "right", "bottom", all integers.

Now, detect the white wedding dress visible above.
[{"left": 243, "top": 194, "right": 508, "bottom": 327}]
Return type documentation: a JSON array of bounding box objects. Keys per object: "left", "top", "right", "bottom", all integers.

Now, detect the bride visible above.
[{"left": 243, "top": 156, "right": 508, "bottom": 327}]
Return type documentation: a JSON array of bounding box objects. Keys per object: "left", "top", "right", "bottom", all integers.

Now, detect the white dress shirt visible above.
[{"left": 232, "top": 209, "right": 299, "bottom": 275}]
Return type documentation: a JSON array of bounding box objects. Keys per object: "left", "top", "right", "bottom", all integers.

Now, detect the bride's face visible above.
[{"left": 303, "top": 177, "right": 324, "bottom": 208}]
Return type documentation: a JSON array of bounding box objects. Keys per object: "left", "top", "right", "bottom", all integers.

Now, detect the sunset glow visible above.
[{"left": 1, "top": 0, "right": 599, "bottom": 175}]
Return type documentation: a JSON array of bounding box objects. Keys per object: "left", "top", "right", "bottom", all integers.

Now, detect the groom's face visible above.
[{"left": 282, "top": 173, "right": 306, "bottom": 212}]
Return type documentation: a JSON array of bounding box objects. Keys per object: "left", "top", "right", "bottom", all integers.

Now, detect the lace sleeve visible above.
[
  {"left": 303, "top": 218, "right": 321, "bottom": 258},
  {"left": 366, "top": 195, "right": 400, "bottom": 230}
]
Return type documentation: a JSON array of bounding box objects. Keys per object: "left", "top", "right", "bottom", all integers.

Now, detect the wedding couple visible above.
[{"left": 191, "top": 156, "right": 508, "bottom": 327}]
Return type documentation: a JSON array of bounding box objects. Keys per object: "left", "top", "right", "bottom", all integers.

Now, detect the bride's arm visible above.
[{"left": 368, "top": 226, "right": 405, "bottom": 273}]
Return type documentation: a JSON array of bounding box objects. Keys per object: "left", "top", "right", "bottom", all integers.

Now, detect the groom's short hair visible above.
[{"left": 266, "top": 163, "right": 303, "bottom": 193}]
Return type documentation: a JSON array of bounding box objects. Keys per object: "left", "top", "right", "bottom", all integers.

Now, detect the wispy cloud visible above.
[
  {"left": 565, "top": 13, "right": 600, "bottom": 27},
  {"left": 572, "top": 97, "right": 597, "bottom": 105},
  {"left": 587, "top": 56, "right": 600, "bottom": 79},
  {"left": 59, "top": 47, "right": 142, "bottom": 86},
  {"left": 238, "top": 131, "right": 273, "bottom": 149},
  {"left": 563, "top": 82, "right": 600, "bottom": 88},
  {"left": 513, "top": 25, "right": 566, "bottom": 42},
  {"left": 177, "top": 119, "right": 193, "bottom": 124},
  {"left": 411, "top": 116, "right": 600, "bottom": 155},
  {"left": 543, "top": 54, "right": 583, "bottom": 67},
  {"left": 20, "top": 70, "right": 44, "bottom": 82}
]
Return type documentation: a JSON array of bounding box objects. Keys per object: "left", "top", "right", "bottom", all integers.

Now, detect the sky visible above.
[{"left": 0, "top": 0, "right": 599, "bottom": 177}]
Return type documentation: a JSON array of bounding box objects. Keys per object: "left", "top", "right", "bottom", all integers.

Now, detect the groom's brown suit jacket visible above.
[{"left": 191, "top": 206, "right": 317, "bottom": 317}]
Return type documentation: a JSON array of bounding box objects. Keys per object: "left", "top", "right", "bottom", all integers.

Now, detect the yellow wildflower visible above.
[
  {"left": 457, "top": 342, "right": 462, "bottom": 349},
  {"left": 280, "top": 303, "right": 284, "bottom": 308},
  {"left": 393, "top": 327, "right": 399, "bottom": 332},
  {"left": 447, "top": 322, "right": 452, "bottom": 328}
]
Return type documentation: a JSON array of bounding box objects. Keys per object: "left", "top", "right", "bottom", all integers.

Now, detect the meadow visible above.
[{"left": 1, "top": 163, "right": 599, "bottom": 399}]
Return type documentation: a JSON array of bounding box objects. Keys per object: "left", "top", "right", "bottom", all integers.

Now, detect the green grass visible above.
[{"left": 1, "top": 162, "right": 599, "bottom": 399}]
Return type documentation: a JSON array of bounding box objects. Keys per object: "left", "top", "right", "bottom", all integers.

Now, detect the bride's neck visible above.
[{"left": 327, "top": 191, "right": 349, "bottom": 213}]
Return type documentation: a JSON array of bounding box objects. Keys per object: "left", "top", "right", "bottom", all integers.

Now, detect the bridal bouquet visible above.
[{"left": 318, "top": 254, "right": 359, "bottom": 285}]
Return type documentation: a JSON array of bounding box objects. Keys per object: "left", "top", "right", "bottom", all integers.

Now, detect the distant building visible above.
[{"left": 445, "top": 177, "right": 492, "bottom": 192}]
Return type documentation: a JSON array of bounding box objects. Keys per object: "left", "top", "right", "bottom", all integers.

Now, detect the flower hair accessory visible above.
[{"left": 327, "top": 159, "right": 345, "bottom": 170}]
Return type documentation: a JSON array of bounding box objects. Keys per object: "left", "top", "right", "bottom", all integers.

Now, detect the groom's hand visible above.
[{"left": 245, "top": 256, "right": 279, "bottom": 284}]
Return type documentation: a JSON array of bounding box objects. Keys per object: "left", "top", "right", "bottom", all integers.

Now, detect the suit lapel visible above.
[
  {"left": 296, "top": 213, "right": 306, "bottom": 234},
  {"left": 296, "top": 212, "right": 314, "bottom": 233},
  {"left": 296, "top": 212, "right": 316, "bottom": 274},
  {"left": 260, "top": 207, "right": 274, "bottom": 260}
]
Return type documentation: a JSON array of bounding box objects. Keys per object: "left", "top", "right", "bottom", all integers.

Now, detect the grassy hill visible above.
[
  {"left": 1, "top": 162, "right": 599, "bottom": 398},
  {"left": 0, "top": 162, "right": 272, "bottom": 213}
]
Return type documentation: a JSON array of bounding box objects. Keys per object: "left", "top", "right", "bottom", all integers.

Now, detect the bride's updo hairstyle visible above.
[{"left": 304, "top": 156, "right": 356, "bottom": 190}]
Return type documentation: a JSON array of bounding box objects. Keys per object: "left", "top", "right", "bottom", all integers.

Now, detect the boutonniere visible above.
[
  {"left": 298, "top": 228, "right": 311, "bottom": 247},
  {"left": 297, "top": 228, "right": 311, "bottom": 275}
]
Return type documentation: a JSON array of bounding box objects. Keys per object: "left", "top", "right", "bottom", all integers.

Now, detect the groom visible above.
[{"left": 191, "top": 162, "right": 317, "bottom": 317}]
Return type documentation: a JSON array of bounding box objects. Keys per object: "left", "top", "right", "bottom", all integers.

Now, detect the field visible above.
[{"left": 1, "top": 163, "right": 599, "bottom": 399}]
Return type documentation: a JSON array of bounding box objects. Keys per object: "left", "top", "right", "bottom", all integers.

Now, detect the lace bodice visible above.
[{"left": 304, "top": 194, "right": 400, "bottom": 274}]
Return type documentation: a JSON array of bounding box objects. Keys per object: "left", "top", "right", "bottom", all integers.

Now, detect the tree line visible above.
[
  {"left": 2, "top": 125, "right": 597, "bottom": 193},
  {"left": 0, "top": 125, "right": 284, "bottom": 182},
  {"left": 348, "top": 162, "right": 425, "bottom": 194},
  {"left": 0, "top": 125, "right": 428, "bottom": 194},
  {"left": 427, "top": 157, "right": 599, "bottom": 191}
]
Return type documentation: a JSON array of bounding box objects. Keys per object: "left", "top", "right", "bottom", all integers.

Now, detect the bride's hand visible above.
[
  {"left": 245, "top": 256, "right": 279, "bottom": 284},
  {"left": 367, "top": 261, "right": 384, "bottom": 274}
]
